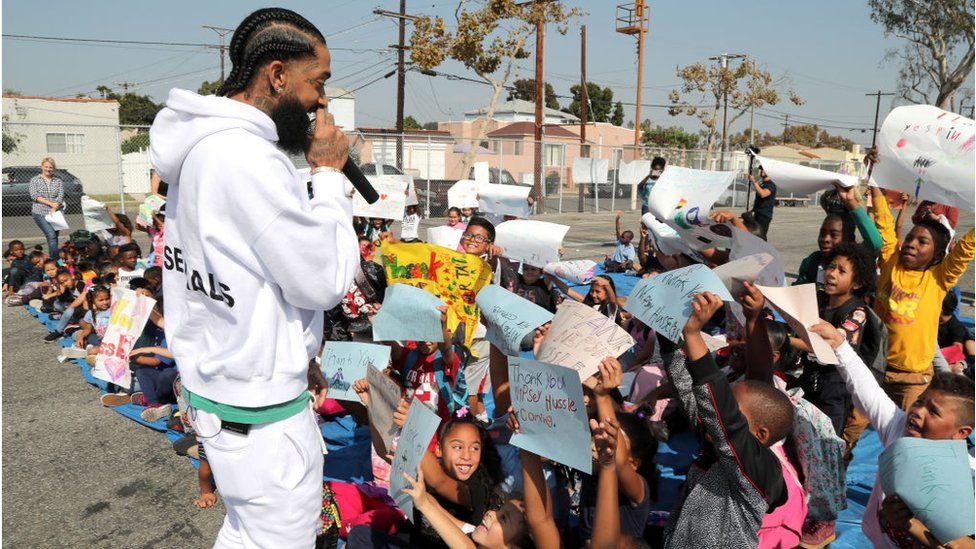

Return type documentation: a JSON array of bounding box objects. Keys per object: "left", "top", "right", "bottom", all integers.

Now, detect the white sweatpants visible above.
[{"left": 193, "top": 406, "right": 323, "bottom": 549}]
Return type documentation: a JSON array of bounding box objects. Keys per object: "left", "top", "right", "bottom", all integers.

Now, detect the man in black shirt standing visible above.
[{"left": 749, "top": 167, "right": 777, "bottom": 239}]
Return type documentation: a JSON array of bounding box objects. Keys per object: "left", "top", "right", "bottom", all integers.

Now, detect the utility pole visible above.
[
  {"left": 615, "top": 1, "right": 648, "bottom": 210},
  {"left": 579, "top": 25, "right": 588, "bottom": 212},
  {"left": 375, "top": 6, "right": 419, "bottom": 171},
  {"left": 203, "top": 25, "right": 234, "bottom": 83},
  {"left": 782, "top": 114, "right": 790, "bottom": 140},
  {"left": 708, "top": 52, "right": 745, "bottom": 171},
  {"left": 113, "top": 81, "right": 135, "bottom": 94},
  {"left": 865, "top": 90, "right": 894, "bottom": 149},
  {"left": 535, "top": 20, "right": 545, "bottom": 211},
  {"left": 749, "top": 105, "right": 755, "bottom": 144}
]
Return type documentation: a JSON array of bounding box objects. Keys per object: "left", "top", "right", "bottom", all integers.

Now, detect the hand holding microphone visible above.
[{"left": 306, "top": 107, "right": 379, "bottom": 203}]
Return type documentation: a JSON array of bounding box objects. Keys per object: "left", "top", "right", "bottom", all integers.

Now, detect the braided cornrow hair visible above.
[{"left": 217, "top": 8, "right": 326, "bottom": 97}]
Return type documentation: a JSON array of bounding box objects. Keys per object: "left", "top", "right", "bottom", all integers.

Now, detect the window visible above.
[
  {"left": 46, "top": 133, "right": 85, "bottom": 154},
  {"left": 512, "top": 141, "right": 522, "bottom": 155},
  {"left": 544, "top": 143, "right": 565, "bottom": 167}
]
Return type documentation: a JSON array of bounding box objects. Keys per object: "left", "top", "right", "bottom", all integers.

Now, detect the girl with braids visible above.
[
  {"left": 150, "top": 7, "right": 359, "bottom": 547},
  {"left": 73, "top": 285, "right": 112, "bottom": 355}
]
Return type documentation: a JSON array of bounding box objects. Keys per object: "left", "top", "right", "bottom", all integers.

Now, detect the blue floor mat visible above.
[{"left": 564, "top": 264, "right": 640, "bottom": 298}]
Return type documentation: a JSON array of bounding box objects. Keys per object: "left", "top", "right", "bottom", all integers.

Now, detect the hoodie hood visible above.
[{"left": 149, "top": 89, "right": 278, "bottom": 187}]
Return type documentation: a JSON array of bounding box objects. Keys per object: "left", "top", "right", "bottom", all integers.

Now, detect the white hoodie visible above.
[{"left": 150, "top": 89, "right": 358, "bottom": 407}]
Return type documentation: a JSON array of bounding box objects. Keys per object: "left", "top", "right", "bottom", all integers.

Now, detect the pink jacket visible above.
[{"left": 757, "top": 444, "right": 807, "bottom": 548}]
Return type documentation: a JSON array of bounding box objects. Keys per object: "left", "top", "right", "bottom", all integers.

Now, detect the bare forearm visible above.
[{"left": 591, "top": 464, "right": 620, "bottom": 549}]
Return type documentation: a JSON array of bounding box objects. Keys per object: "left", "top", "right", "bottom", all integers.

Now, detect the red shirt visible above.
[
  {"left": 912, "top": 201, "right": 959, "bottom": 228},
  {"left": 399, "top": 342, "right": 460, "bottom": 422}
]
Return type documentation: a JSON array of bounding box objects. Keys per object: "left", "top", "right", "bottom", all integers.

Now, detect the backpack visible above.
[
  {"left": 400, "top": 347, "right": 465, "bottom": 414},
  {"left": 832, "top": 297, "right": 888, "bottom": 379},
  {"left": 69, "top": 229, "right": 94, "bottom": 246}
]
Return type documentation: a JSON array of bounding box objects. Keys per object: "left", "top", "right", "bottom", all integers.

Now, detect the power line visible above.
[{"left": 1, "top": 33, "right": 390, "bottom": 52}]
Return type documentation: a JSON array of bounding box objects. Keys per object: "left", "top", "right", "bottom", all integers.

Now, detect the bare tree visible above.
[
  {"left": 870, "top": 0, "right": 975, "bottom": 109},
  {"left": 410, "top": 0, "right": 579, "bottom": 175},
  {"left": 667, "top": 59, "right": 804, "bottom": 155}
]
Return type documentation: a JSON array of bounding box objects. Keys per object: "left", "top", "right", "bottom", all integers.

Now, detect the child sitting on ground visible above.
[
  {"left": 65, "top": 285, "right": 112, "bottom": 361},
  {"left": 938, "top": 292, "right": 974, "bottom": 375},
  {"left": 606, "top": 211, "right": 638, "bottom": 273},
  {"left": 550, "top": 274, "right": 623, "bottom": 324},
  {"left": 115, "top": 243, "right": 146, "bottom": 287},
  {"left": 811, "top": 321, "right": 975, "bottom": 548},
  {"left": 663, "top": 292, "right": 793, "bottom": 548}
]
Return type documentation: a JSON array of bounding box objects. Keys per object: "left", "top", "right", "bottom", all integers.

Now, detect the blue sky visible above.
[{"left": 3, "top": 1, "right": 971, "bottom": 146}]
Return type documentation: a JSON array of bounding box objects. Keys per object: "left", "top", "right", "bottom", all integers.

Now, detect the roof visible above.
[
  {"left": 465, "top": 99, "right": 579, "bottom": 122},
  {"left": 486, "top": 121, "right": 578, "bottom": 138},
  {"left": 3, "top": 94, "right": 119, "bottom": 104},
  {"left": 324, "top": 87, "right": 354, "bottom": 99},
  {"left": 356, "top": 127, "right": 453, "bottom": 138}
]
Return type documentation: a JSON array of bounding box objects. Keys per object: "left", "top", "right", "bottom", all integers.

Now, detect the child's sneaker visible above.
[
  {"left": 28, "top": 299, "right": 43, "bottom": 309},
  {"left": 60, "top": 346, "right": 87, "bottom": 359},
  {"left": 799, "top": 519, "right": 836, "bottom": 549},
  {"left": 43, "top": 331, "right": 63, "bottom": 343},
  {"left": 130, "top": 392, "right": 147, "bottom": 407},
  {"left": 140, "top": 404, "right": 172, "bottom": 423},
  {"left": 172, "top": 435, "right": 198, "bottom": 456},
  {"left": 100, "top": 393, "right": 131, "bottom": 407},
  {"left": 49, "top": 312, "right": 62, "bottom": 321}
]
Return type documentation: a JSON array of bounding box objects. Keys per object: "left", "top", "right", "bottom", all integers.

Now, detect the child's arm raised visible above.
[
  {"left": 864, "top": 149, "right": 898, "bottom": 262},
  {"left": 934, "top": 227, "right": 975, "bottom": 290},
  {"left": 809, "top": 322, "right": 903, "bottom": 442},
  {"left": 402, "top": 467, "right": 477, "bottom": 549},
  {"left": 520, "top": 449, "right": 562, "bottom": 549},
  {"left": 591, "top": 357, "right": 645, "bottom": 507},
  {"left": 614, "top": 211, "right": 624, "bottom": 240},
  {"left": 488, "top": 342, "right": 511, "bottom": 415},
  {"left": 590, "top": 417, "right": 621, "bottom": 549},
  {"left": 834, "top": 183, "right": 883, "bottom": 253},
  {"left": 545, "top": 273, "right": 586, "bottom": 303},
  {"left": 435, "top": 306, "right": 455, "bottom": 366},
  {"left": 741, "top": 281, "right": 774, "bottom": 384},
  {"left": 682, "top": 293, "right": 787, "bottom": 510}
]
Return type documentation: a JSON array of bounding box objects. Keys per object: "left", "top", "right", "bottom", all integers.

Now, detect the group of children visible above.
[{"left": 7, "top": 145, "right": 975, "bottom": 549}]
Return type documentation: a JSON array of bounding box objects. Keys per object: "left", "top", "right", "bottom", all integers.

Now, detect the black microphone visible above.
[{"left": 341, "top": 158, "right": 380, "bottom": 204}]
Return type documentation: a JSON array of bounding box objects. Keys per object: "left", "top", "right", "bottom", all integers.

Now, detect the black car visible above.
[{"left": 2, "top": 166, "right": 84, "bottom": 215}]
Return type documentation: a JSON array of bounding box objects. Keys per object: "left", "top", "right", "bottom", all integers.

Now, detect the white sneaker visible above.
[
  {"left": 59, "top": 347, "right": 88, "bottom": 359},
  {"left": 28, "top": 299, "right": 43, "bottom": 309},
  {"left": 140, "top": 404, "right": 172, "bottom": 423}
]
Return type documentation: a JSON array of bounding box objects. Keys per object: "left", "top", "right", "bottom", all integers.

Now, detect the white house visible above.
[
  {"left": 2, "top": 95, "right": 123, "bottom": 196},
  {"left": 324, "top": 87, "right": 355, "bottom": 131},
  {"left": 464, "top": 99, "right": 579, "bottom": 124}
]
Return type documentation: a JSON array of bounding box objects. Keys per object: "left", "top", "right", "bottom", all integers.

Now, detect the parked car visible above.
[
  {"left": 2, "top": 166, "right": 84, "bottom": 215},
  {"left": 716, "top": 179, "right": 750, "bottom": 208},
  {"left": 360, "top": 163, "right": 405, "bottom": 176},
  {"left": 583, "top": 169, "right": 630, "bottom": 199},
  {"left": 467, "top": 166, "right": 522, "bottom": 187}
]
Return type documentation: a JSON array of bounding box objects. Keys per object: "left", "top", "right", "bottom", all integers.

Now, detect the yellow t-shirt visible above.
[{"left": 872, "top": 192, "right": 974, "bottom": 373}]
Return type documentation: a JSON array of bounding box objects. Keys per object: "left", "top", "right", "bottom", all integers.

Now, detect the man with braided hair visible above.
[{"left": 149, "top": 8, "right": 358, "bottom": 547}]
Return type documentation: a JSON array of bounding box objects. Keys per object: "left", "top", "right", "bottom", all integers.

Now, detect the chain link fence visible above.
[{"left": 2, "top": 122, "right": 862, "bottom": 245}]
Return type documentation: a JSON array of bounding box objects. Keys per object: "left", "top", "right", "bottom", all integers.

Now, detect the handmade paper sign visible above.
[
  {"left": 366, "top": 364, "right": 402, "bottom": 457},
  {"left": 390, "top": 400, "right": 441, "bottom": 520},
  {"left": 544, "top": 259, "right": 597, "bottom": 285},
  {"left": 879, "top": 437, "right": 974, "bottom": 543},
  {"left": 478, "top": 183, "right": 532, "bottom": 219},
  {"left": 81, "top": 196, "right": 114, "bottom": 231},
  {"left": 874, "top": 105, "right": 975, "bottom": 211},
  {"left": 537, "top": 301, "right": 635, "bottom": 380},
  {"left": 473, "top": 161, "right": 490, "bottom": 185},
  {"left": 641, "top": 213, "right": 703, "bottom": 261},
  {"left": 380, "top": 242, "right": 493, "bottom": 346},
  {"left": 448, "top": 179, "right": 480, "bottom": 208},
  {"left": 712, "top": 252, "right": 783, "bottom": 325},
  {"left": 509, "top": 357, "right": 591, "bottom": 473},
  {"left": 619, "top": 159, "right": 651, "bottom": 185},
  {"left": 757, "top": 283, "right": 837, "bottom": 365},
  {"left": 647, "top": 166, "right": 737, "bottom": 250},
  {"left": 426, "top": 226, "right": 464, "bottom": 250},
  {"left": 729, "top": 229, "right": 786, "bottom": 288},
  {"left": 321, "top": 342, "right": 392, "bottom": 402},
  {"left": 92, "top": 288, "right": 156, "bottom": 388},
  {"left": 624, "top": 263, "right": 734, "bottom": 343},
  {"left": 136, "top": 194, "right": 166, "bottom": 229},
  {"left": 495, "top": 220, "right": 570, "bottom": 268},
  {"left": 353, "top": 175, "right": 408, "bottom": 220},
  {"left": 755, "top": 155, "right": 857, "bottom": 195},
  {"left": 371, "top": 283, "right": 446, "bottom": 343},
  {"left": 476, "top": 285, "right": 554, "bottom": 355},
  {"left": 572, "top": 157, "right": 609, "bottom": 184}
]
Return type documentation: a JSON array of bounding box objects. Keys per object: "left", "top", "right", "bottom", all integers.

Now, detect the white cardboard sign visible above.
[
  {"left": 478, "top": 183, "right": 532, "bottom": 218},
  {"left": 648, "top": 166, "right": 737, "bottom": 250},
  {"left": 572, "top": 157, "right": 609, "bottom": 184},
  {"left": 495, "top": 220, "right": 570, "bottom": 268},
  {"left": 756, "top": 155, "right": 857, "bottom": 195},
  {"left": 353, "top": 176, "right": 408, "bottom": 220},
  {"left": 448, "top": 179, "right": 480, "bottom": 208}
]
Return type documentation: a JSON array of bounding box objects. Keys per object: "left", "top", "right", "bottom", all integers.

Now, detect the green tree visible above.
[
  {"left": 506, "top": 78, "right": 560, "bottom": 109},
  {"left": 422, "top": 121, "right": 439, "bottom": 130},
  {"left": 869, "top": 0, "right": 974, "bottom": 108},
  {"left": 2, "top": 115, "right": 23, "bottom": 154},
  {"left": 610, "top": 101, "right": 625, "bottom": 126},
  {"left": 403, "top": 115, "right": 422, "bottom": 129},
  {"left": 3, "top": 88, "right": 21, "bottom": 96},
  {"left": 728, "top": 124, "right": 855, "bottom": 150},
  {"left": 410, "top": 0, "right": 579, "bottom": 175},
  {"left": 564, "top": 82, "right": 615, "bottom": 122},
  {"left": 642, "top": 124, "right": 700, "bottom": 149},
  {"left": 668, "top": 59, "right": 804, "bottom": 154},
  {"left": 121, "top": 132, "right": 150, "bottom": 154},
  {"left": 198, "top": 79, "right": 222, "bottom": 96},
  {"left": 96, "top": 85, "right": 162, "bottom": 126}
]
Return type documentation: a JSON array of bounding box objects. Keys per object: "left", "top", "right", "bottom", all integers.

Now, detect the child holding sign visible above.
[
  {"left": 392, "top": 306, "right": 461, "bottom": 421},
  {"left": 664, "top": 292, "right": 793, "bottom": 549},
  {"left": 810, "top": 321, "right": 975, "bottom": 548}
]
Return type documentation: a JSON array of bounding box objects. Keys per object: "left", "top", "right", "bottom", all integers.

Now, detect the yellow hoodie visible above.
[{"left": 873, "top": 192, "right": 974, "bottom": 373}]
